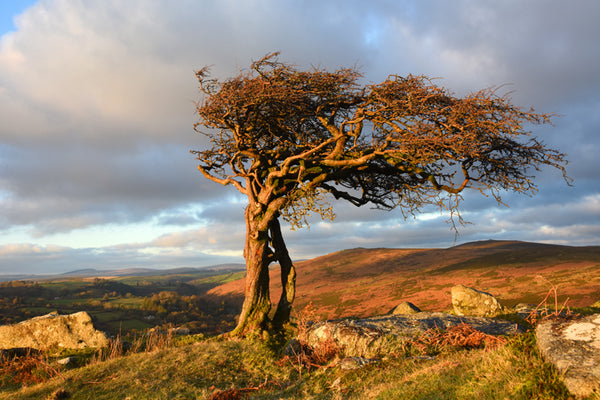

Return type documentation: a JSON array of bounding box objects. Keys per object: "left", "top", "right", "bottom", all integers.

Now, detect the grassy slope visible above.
[
  {"left": 210, "top": 240, "right": 600, "bottom": 319},
  {"left": 2, "top": 240, "right": 599, "bottom": 399},
  {"left": 0, "top": 333, "right": 576, "bottom": 400}
]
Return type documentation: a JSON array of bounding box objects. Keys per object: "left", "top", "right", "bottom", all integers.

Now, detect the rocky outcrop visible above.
[
  {"left": 536, "top": 314, "right": 600, "bottom": 398},
  {"left": 390, "top": 301, "right": 421, "bottom": 315},
  {"left": 451, "top": 284, "right": 507, "bottom": 317},
  {"left": 0, "top": 312, "right": 109, "bottom": 350},
  {"left": 305, "top": 312, "right": 523, "bottom": 358}
]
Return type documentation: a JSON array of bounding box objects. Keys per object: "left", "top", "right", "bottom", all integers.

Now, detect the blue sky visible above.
[
  {"left": 0, "top": 1, "right": 36, "bottom": 34},
  {"left": 0, "top": 1, "right": 598, "bottom": 275}
]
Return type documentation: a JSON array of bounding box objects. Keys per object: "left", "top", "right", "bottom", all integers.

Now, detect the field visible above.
[{"left": 0, "top": 268, "right": 245, "bottom": 336}]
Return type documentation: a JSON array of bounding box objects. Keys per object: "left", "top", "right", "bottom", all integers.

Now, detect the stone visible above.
[
  {"left": 169, "top": 327, "right": 190, "bottom": 335},
  {"left": 57, "top": 356, "right": 77, "bottom": 365},
  {"left": 0, "top": 311, "right": 109, "bottom": 350},
  {"left": 338, "top": 356, "right": 380, "bottom": 370},
  {"left": 305, "top": 312, "right": 523, "bottom": 358},
  {"left": 283, "top": 338, "right": 303, "bottom": 356},
  {"left": 514, "top": 303, "right": 536, "bottom": 313},
  {"left": 536, "top": 314, "right": 600, "bottom": 398},
  {"left": 451, "top": 285, "right": 507, "bottom": 317},
  {"left": 390, "top": 301, "right": 421, "bottom": 315}
]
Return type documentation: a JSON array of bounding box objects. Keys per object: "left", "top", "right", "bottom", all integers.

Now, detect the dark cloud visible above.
[{"left": 0, "top": 0, "right": 598, "bottom": 274}]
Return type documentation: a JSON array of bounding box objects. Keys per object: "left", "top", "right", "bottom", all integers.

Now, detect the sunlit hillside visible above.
[{"left": 209, "top": 240, "right": 600, "bottom": 320}]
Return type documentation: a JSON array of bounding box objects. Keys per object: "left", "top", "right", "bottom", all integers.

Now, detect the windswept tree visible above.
[{"left": 192, "top": 53, "right": 569, "bottom": 336}]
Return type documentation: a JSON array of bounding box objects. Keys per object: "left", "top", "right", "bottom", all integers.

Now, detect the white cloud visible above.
[{"left": 0, "top": 0, "right": 598, "bottom": 274}]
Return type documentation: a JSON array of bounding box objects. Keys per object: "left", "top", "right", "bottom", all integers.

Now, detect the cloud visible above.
[{"left": 0, "top": 0, "right": 598, "bottom": 274}]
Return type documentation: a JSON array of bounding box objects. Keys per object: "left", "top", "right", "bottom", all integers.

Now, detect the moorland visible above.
[{"left": 1, "top": 239, "right": 599, "bottom": 399}]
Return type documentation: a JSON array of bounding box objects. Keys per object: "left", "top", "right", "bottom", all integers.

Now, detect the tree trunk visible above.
[
  {"left": 230, "top": 206, "right": 273, "bottom": 336},
  {"left": 271, "top": 218, "right": 296, "bottom": 330}
]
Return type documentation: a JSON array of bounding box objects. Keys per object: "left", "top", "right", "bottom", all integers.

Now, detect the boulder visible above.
[
  {"left": 536, "top": 314, "right": 600, "bottom": 398},
  {"left": 0, "top": 312, "right": 109, "bottom": 350},
  {"left": 451, "top": 284, "right": 507, "bottom": 317},
  {"left": 390, "top": 301, "right": 421, "bottom": 315},
  {"left": 305, "top": 312, "right": 523, "bottom": 358}
]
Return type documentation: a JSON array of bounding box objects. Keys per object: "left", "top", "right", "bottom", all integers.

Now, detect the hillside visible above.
[
  {"left": 209, "top": 240, "right": 600, "bottom": 319},
  {"left": 1, "top": 240, "right": 597, "bottom": 399}
]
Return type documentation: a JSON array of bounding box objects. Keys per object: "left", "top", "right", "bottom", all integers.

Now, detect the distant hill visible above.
[
  {"left": 208, "top": 240, "right": 600, "bottom": 319},
  {"left": 0, "top": 263, "right": 246, "bottom": 282}
]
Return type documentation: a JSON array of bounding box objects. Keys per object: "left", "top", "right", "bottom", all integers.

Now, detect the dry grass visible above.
[
  {"left": 0, "top": 328, "right": 177, "bottom": 392},
  {"left": 411, "top": 323, "right": 507, "bottom": 354},
  {"left": 0, "top": 331, "right": 575, "bottom": 400},
  {"left": 526, "top": 275, "right": 575, "bottom": 326},
  {"left": 0, "top": 349, "right": 63, "bottom": 387},
  {"left": 278, "top": 302, "right": 342, "bottom": 374}
]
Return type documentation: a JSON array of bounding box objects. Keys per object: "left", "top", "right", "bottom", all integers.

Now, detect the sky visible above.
[{"left": 0, "top": 0, "right": 598, "bottom": 275}]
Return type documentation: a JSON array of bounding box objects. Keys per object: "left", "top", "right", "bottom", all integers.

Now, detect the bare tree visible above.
[{"left": 192, "top": 53, "right": 569, "bottom": 336}]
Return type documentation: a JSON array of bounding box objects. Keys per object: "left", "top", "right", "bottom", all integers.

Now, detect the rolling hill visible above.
[{"left": 208, "top": 240, "right": 600, "bottom": 319}]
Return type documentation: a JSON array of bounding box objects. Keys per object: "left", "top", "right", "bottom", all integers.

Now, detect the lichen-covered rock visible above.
[
  {"left": 0, "top": 311, "right": 109, "bottom": 350},
  {"left": 390, "top": 301, "right": 421, "bottom": 315},
  {"left": 536, "top": 314, "right": 600, "bottom": 398},
  {"left": 451, "top": 284, "right": 507, "bottom": 317},
  {"left": 305, "top": 312, "right": 523, "bottom": 358}
]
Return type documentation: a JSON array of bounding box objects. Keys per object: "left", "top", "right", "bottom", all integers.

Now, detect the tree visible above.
[{"left": 192, "top": 53, "right": 569, "bottom": 336}]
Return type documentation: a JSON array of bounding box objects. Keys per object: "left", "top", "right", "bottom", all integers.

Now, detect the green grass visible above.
[
  {"left": 0, "top": 331, "right": 585, "bottom": 400},
  {"left": 188, "top": 271, "right": 246, "bottom": 286},
  {"left": 107, "top": 297, "right": 145, "bottom": 308},
  {"left": 38, "top": 281, "right": 90, "bottom": 291}
]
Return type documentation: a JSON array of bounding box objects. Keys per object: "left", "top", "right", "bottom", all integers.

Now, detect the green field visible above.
[{"left": 0, "top": 268, "right": 244, "bottom": 336}]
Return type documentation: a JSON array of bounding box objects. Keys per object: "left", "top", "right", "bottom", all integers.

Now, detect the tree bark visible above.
[
  {"left": 230, "top": 206, "right": 273, "bottom": 336},
  {"left": 271, "top": 218, "right": 296, "bottom": 330}
]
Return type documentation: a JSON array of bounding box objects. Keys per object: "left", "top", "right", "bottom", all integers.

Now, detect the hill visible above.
[
  {"left": 1, "top": 240, "right": 597, "bottom": 399},
  {"left": 209, "top": 240, "right": 600, "bottom": 319},
  {"left": 0, "top": 264, "right": 246, "bottom": 282}
]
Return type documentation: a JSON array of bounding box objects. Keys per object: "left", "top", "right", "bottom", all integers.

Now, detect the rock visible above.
[
  {"left": 283, "top": 338, "right": 303, "bottom": 356},
  {"left": 338, "top": 356, "right": 380, "bottom": 370},
  {"left": 451, "top": 285, "right": 507, "bottom": 317},
  {"left": 513, "top": 303, "right": 539, "bottom": 318},
  {"left": 305, "top": 312, "right": 523, "bottom": 358},
  {"left": 536, "top": 314, "right": 600, "bottom": 398},
  {"left": 0, "top": 312, "right": 109, "bottom": 350},
  {"left": 57, "top": 356, "right": 77, "bottom": 365},
  {"left": 390, "top": 301, "right": 421, "bottom": 315},
  {"left": 514, "top": 303, "right": 536, "bottom": 312},
  {"left": 169, "top": 327, "right": 190, "bottom": 335}
]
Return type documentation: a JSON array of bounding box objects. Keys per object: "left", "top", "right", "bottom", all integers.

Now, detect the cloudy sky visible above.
[{"left": 0, "top": 0, "right": 598, "bottom": 275}]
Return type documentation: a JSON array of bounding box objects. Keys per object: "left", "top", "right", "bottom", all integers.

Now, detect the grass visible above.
[
  {"left": 0, "top": 326, "right": 584, "bottom": 400},
  {"left": 2, "top": 243, "right": 598, "bottom": 398}
]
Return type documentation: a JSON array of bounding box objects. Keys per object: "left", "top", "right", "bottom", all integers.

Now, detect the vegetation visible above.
[
  {"left": 0, "top": 318, "right": 584, "bottom": 399},
  {"left": 0, "top": 269, "right": 244, "bottom": 336},
  {"left": 212, "top": 240, "right": 600, "bottom": 321},
  {"left": 193, "top": 53, "right": 569, "bottom": 335},
  {"left": 0, "top": 242, "right": 598, "bottom": 398}
]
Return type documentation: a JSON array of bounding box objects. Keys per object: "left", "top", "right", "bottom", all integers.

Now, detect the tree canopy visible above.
[{"left": 192, "top": 53, "right": 569, "bottom": 335}]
